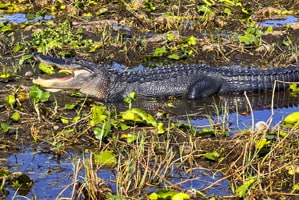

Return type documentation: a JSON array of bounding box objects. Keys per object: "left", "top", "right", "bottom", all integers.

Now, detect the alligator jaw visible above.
[
  {"left": 33, "top": 53, "right": 93, "bottom": 90},
  {"left": 32, "top": 69, "right": 91, "bottom": 89}
]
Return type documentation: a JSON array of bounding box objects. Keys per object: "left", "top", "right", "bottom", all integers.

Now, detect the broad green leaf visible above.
[
  {"left": 93, "top": 150, "right": 116, "bottom": 165},
  {"left": 171, "top": 192, "right": 190, "bottom": 200},
  {"left": 89, "top": 42, "right": 103, "bottom": 52},
  {"left": 38, "top": 62, "right": 55, "bottom": 75},
  {"left": 168, "top": 54, "right": 180, "bottom": 60},
  {"left": 73, "top": 115, "right": 81, "bottom": 123},
  {"left": 236, "top": 177, "right": 257, "bottom": 197},
  {"left": 94, "top": 122, "right": 111, "bottom": 140},
  {"left": 219, "top": 0, "right": 238, "bottom": 6},
  {"left": 157, "top": 122, "right": 165, "bottom": 134},
  {"left": 148, "top": 192, "right": 158, "bottom": 200},
  {"left": 283, "top": 37, "right": 292, "bottom": 46},
  {"left": 0, "top": 73, "right": 11, "bottom": 79},
  {"left": 121, "top": 108, "right": 157, "bottom": 126},
  {"left": 283, "top": 112, "right": 299, "bottom": 125},
  {"left": 202, "top": 0, "right": 215, "bottom": 6},
  {"left": 197, "top": 5, "right": 212, "bottom": 15},
  {"left": 11, "top": 112, "right": 20, "bottom": 121},
  {"left": 120, "top": 123, "right": 131, "bottom": 131},
  {"left": 149, "top": 190, "right": 189, "bottom": 200},
  {"left": 29, "top": 85, "right": 50, "bottom": 104},
  {"left": 264, "top": 26, "right": 273, "bottom": 34},
  {"left": 96, "top": 8, "right": 108, "bottom": 15},
  {"left": 120, "top": 133, "right": 137, "bottom": 144},
  {"left": 89, "top": 105, "right": 108, "bottom": 126},
  {"left": 1, "top": 123, "right": 10, "bottom": 133},
  {"left": 223, "top": 7, "right": 232, "bottom": 15},
  {"left": 60, "top": 116, "right": 69, "bottom": 124},
  {"left": 293, "top": 184, "right": 299, "bottom": 191},
  {"left": 166, "top": 33, "right": 174, "bottom": 42},
  {"left": 13, "top": 44, "right": 22, "bottom": 53},
  {"left": 187, "top": 36, "right": 197, "bottom": 46},
  {"left": 204, "top": 151, "right": 220, "bottom": 161},
  {"left": 154, "top": 46, "right": 167, "bottom": 57},
  {"left": 19, "top": 54, "right": 33, "bottom": 65},
  {"left": 5, "top": 94, "right": 16, "bottom": 108},
  {"left": 65, "top": 104, "right": 76, "bottom": 110},
  {"left": 196, "top": 128, "right": 215, "bottom": 136},
  {"left": 0, "top": 24, "right": 13, "bottom": 33},
  {"left": 0, "top": 4, "right": 9, "bottom": 9},
  {"left": 238, "top": 33, "right": 258, "bottom": 45},
  {"left": 129, "top": 92, "right": 137, "bottom": 99},
  {"left": 255, "top": 138, "right": 270, "bottom": 150},
  {"left": 289, "top": 84, "right": 299, "bottom": 93}
]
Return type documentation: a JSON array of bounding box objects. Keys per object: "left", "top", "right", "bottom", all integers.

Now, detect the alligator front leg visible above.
[{"left": 188, "top": 77, "right": 221, "bottom": 98}]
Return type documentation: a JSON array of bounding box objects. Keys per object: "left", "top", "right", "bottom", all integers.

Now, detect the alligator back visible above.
[{"left": 106, "top": 65, "right": 299, "bottom": 100}]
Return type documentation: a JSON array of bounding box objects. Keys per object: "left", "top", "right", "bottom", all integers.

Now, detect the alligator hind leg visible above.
[{"left": 187, "top": 77, "right": 221, "bottom": 99}]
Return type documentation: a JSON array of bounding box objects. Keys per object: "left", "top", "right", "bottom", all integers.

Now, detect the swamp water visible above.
[{"left": 1, "top": 91, "right": 299, "bottom": 199}]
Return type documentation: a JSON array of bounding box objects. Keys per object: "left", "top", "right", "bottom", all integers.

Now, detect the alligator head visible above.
[{"left": 32, "top": 53, "right": 110, "bottom": 98}]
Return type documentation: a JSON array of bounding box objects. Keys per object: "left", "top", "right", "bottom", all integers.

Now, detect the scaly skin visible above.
[{"left": 33, "top": 53, "right": 299, "bottom": 101}]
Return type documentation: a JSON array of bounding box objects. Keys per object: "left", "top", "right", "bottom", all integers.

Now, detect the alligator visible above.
[{"left": 32, "top": 53, "right": 299, "bottom": 102}]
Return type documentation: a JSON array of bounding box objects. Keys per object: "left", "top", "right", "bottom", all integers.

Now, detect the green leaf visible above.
[
  {"left": 166, "top": 33, "right": 174, "bottom": 42},
  {"left": 121, "top": 108, "right": 157, "bottom": 126},
  {"left": 11, "top": 112, "right": 20, "bottom": 121},
  {"left": 187, "top": 35, "right": 197, "bottom": 46},
  {"left": 236, "top": 177, "right": 257, "bottom": 197},
  {"left": 5, "top": 94, "right": 16, "bottom": 109},
  {"left": 38, "top": 62, "right": 55, "bottom": 75},
  {"left": 1, "top": 123, "right": 10, "bottom": 133},
  {"left": 238, "top": 33, "right": 258, "bottom": 45},
  {"left": 89, "top": 42, "right": 103, "bottom": 52},
  {"left": 73, "top": 115, "right": 81, "bottom": 123},
  {"left": 13, "top": 44, "right": 22, "bottom": 53},
  {"left": 154, "top": 46, "right": 167, "bottom": 57},
  {"left": 120, "top": 133, "right": 137, "bottom": 144},
  {"left": 289, "top": 83, "right": 299, "bottom": 93},
  {"left": 149, "top": 190, "right": 189, "bottom": 200},
  {"left": 94, "top": 122, "right": 111, "bottom": 140},
  {"left": 65, "top": 103, "right": 76, "bottom": 110},
  {"left": 60, "top": 116, "right": 69, "bottom": 124},
  {"left": 157, "top": 122, "right": 165, "bottom": 134},
  {"left": 283, "top": 112, "right": 299, "bottom": 125},
  {"left": 223, "top": 7, "right": 232, "bottom": 15},
  {"left": 93, "top": 150, "right": 116, "bottom": 165},
  {"left": 202, "top": 0, "right": 215, "bottom": 6},
  {"left": 292, "top": 184, "right": 299, "bottom": 191},
  {"left": 19, "top": 54, "right": 33, "bottom": 65},
  {"left": 255, "top": 138, "right": 270, "bottom": 150},
  {"left": 0, "top": 24, "right": 13, "bottom": 33},
  {"left": 96, "top": 8, "right": 108, "bottom": 15},
  {"left": 0, "top": 73, "right": 11, "bottom": 79},
  {"left": 120, "top": 123, "right": 131, "bottom": 131},
  {"left": 197, "top": 5, "right": 212, "bottom": 15},
  {"left": 171, "top": 192, "right": 190, "bottom": 200},
  {"left": 168, "top": 54, "right": 180, "bottom": 60},
  {"left": 283, "top": 37, "right": 292, "bottom": 46},
  {"left": 29, "top": 85, "right": 50, "bottom": 104},
  {"left": 0, "top": 4, "right": 9, "bottom": 9},
  {"left": 204, "top": 151, "right": 220, "bottom": 161},
  {"left": 89, "top": 105, "right": 108, "bottom": 126}
]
